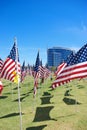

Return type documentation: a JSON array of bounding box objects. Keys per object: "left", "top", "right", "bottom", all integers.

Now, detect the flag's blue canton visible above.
[
  {"left": 0, "top": 58, "right": 3, "bottom": 61},
  {"left": 66, "top": 52, "right": 75, "bottom": 65},
  {"left": 34, "top": 51, "right": 40, "bottom": 72},
  {"left": 67, "top": 44, "right": 87, "bottom": 66},
  {"left": 21, "top": 61, "right": 25, "bottom": 71},
  {"left": 8, "top": 42, "right": 20, "bottom": 62}
]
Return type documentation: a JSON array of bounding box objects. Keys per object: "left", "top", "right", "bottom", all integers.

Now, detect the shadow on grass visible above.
[
  {"left": 21, "top": 91, "right": 32, "bottom": 96},
  {"left": 77, "top": 85, "right": 85, "bottom": 89},
  {"left": 13, "top": 94, "right": 29, "bottom": 102},
  {"left": 3, "top": 92, "right": 11, "bottom": 95},
  {"left": 2, "top": 92, "right": 17, "bottom": 96},
  {"left": 40, "top": 96, "right": 53, "bottom": 105},
  {"left": 33, "top": 106, "right": 56, "bottom": 122},
  {"left": 42, "top": 92, "right": 51, "bottom": 96},
  {"left": 56, "top": 113, "right": 76, "bottom": 119},
  {"left": 64, "top": 89, "right": 72, "bottom": 96},
  {"left": 26, "top": 125, "right": 47, "bottom": 130},
  {"left": 0, "top": 112, "right": 24, "bottom": 119},
  {"left": 0, "top": 95, "right": 8, "bottom": 99},
  {"left": 13, "top": 86, "right": 21, "bottom": 90},
  {"left": 21, "top": 88, "right": 33, "bottom": 96},
  {"left": 63, "top": 97, "right": 81, "bottom": 105},
  {"left": 13, "top": 88, "right": 34, "bottom": 101}
]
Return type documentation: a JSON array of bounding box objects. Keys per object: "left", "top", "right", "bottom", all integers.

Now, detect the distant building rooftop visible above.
[{"left": 51, "top": 47, "right": 74, "bottom": 51}]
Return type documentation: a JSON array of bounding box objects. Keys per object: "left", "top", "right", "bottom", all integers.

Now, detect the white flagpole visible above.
[{"left": 15, "top": 37, "right": 22, "bottom": 130}]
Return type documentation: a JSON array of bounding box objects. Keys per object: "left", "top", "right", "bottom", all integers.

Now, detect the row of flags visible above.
[
  {"left": 0, "top": 39, "right": 51, "bottom": 96},
  {"left": 33, "top": 51, "right": 51, "bottom": 97},
  {"left": 0, "top": 40, "right": 21, "bottom": 95},
  {"left": 0, "top": 42, "right": 21, "bottom": 83},
  {"left": 52, "top": 43, "right": 87, "bottom": 88},
  {"left": 0, "top": 38, "right": 87, "bottom": 96},
  {"left": 0, "top": 40, "right": 87, "bottom": 130}
]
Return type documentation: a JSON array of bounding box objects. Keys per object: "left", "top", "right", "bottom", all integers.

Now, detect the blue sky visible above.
[{"left": 0, "top": 0, "right": 87, "bottom": 66}]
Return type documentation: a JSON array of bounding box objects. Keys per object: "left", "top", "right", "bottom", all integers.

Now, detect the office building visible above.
[{"left": 47, "top": 47, "right": 74, "bottom": 67}]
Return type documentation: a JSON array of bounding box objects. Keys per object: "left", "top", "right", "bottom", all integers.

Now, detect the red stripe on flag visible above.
[{"left": 52, "top": 61, "right": 87, "bottom": 88}]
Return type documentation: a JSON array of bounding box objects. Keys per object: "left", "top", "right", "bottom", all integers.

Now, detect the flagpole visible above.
[{"left": 15, "top": 37, "right": 22, "bottom": 130}]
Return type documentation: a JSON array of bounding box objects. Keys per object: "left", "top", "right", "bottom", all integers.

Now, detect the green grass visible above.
[{"left": 0, "top": 76, "right": 87, "bottom": 130}]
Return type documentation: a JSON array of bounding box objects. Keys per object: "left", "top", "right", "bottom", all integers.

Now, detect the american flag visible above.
[
  {"left": 33, "top": 51, "right": 40, "bottom": 97},
  {"left": 0, "top": 58, "right": 4, "bottom": 73},
  {"left": 38, "top": 60, "right": 45, "bottom": 79},
  {"left": 26, "top": 64, "right": 30, "bottom": 75},
  {"left": 34, "top": 51, "right": 40, "bottom": 73},
  {"left": 55, "top": 62, "right": 67, "bottom": 77},
  {"left": 27, "top": 64, "right": 32, "bottom": 76},
  {"left": 39, "top": 65, "right": 45, "bottom": 79},
  {"left": 0, "top": 41, "right": 21, "bottom": 83},
  {"left": 21, "top": 61, "right": 26, "bottom": 82},
  {"left": 54, "top": 52, "right": 75, "bottom": 77},
  {"left": 44, "top": 67, "right": 51, "bottom": 79},
  {"left": 52, "top": 43, "right": 87, "bottom": 88},
  {"left": 0, "top": 80, "right": 3, "bottom": 95},
  {"left": 66, "top": 52, "right": 75, "bottom": 65},
  {"left": 29, "top": 66, "right": 33, "bottom": 76},
  {"left": 39, "top": 62, "right": 51, "bottom": 80}
]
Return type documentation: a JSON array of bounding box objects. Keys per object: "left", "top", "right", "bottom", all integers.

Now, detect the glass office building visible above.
[{"left": 47, "top": 47, "right": 74, "bottom": 67}]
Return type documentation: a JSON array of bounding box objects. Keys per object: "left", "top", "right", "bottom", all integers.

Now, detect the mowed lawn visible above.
[{"left": 0, "top": 75, "right": 87, "bottom": 130}]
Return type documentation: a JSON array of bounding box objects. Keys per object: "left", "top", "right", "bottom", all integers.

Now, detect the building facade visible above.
[{"left": 47, "top": 47, "right": 74, "bottom": 67}]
